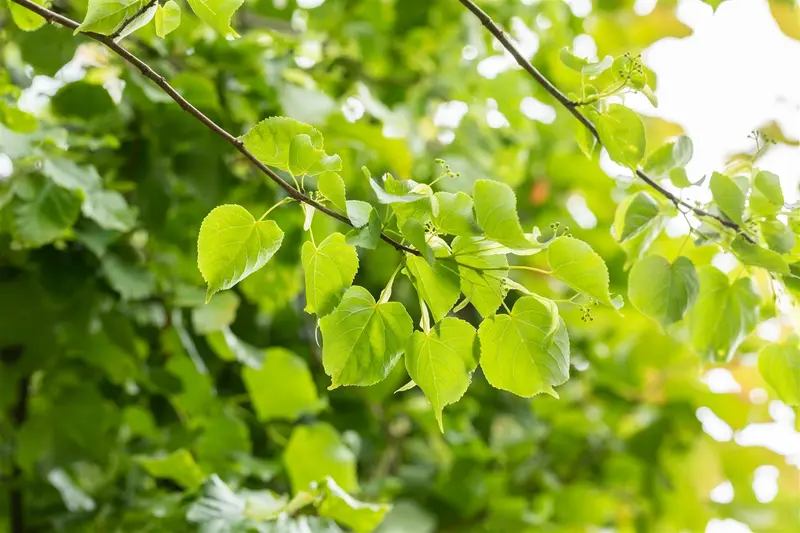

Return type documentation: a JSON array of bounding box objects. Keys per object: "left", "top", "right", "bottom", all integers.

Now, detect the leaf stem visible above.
[
  {"left": 378, "top": 262, "right": 404, "bottom": 304},
  {"left": 8, "top": 0, "right": 421, "bottom": 256},
  {"left": 259, "top": 197, "right": 293, "bottom": 221}
]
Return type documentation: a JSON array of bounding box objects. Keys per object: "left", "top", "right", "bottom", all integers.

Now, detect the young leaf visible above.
[
  {"left": 383, "top": 176, "right": 434, "bottom": 226},
  {"left": 318, "top": 171, "right": 347, "bottom": 212},
  {"left": 302, "top": 232, "right": 359, "bottom": 317},
  {"left": 432, "top": 191, "right": 477, "bottom": 237},
  {"left": 576, "top": 122, "right": 597, "bottom": 158},
  {"left": 404, "top": 255, "right": 461, "bottom": 323},
  {"left": 628, "top": 255, "right": 699, "bottom": 326},
  {"left": 478, "top": 296, "right": 570, "bottom": 398},
  {"left": 243, "top": 348, "right": 322, "bottom": 421},
  {"left": 761, "top": 220, "right": 795, "bottom": 254},
  {"left": 197, "top": 204, "right": 284, "bottom": 301},
  {"left": 643, "top": 135, "right": 693, "bottom": 177},
  {"left": 730, "top": 235, "right": 789, "bottom": 274},
  {"left": 185, "top": 0, "right": 243, "bottom": 38},
  {"left": 613, "top": 191, "right": 659, "bottom": 242},
  {"left": 319, "top": 286, "right": 413, "bottom": 388},
  {"left": 709, "top": 172, "right": 746, "bottom": 225},
  {"left": 76, "top": 0, "right": 143, "bottom": 35},
  {"left": 155, "top": 0, "right": 181, "bottom": 38},
  {"left": 451, "top": 237, "right": 509, "bottom": 317},
  {"left": 239, "top": 117, "right": 323, "bottom": 171},
  {"left": 114, "top": 2, "right": 157, "bottom": 40},
  {"left": 595, "top": 104, "right": 646, "bottom": 169},
  {"left": 345, "top": 201, "right": 381, "bottom": 249},
  {"left": 400, "top": 219, "right": 434, "bottom": 263},
  {"left": 405, "top": 318, "right": 478, "bottom": 431},
  {"left": 750, "top": 170, "right": 784, "bottom": 216},
  {"left": 688, "top": 266, "right": 760, "bottom": 362},
  {"left": 473, "top": 180, "right": 535, "bottom": 250},
  {"left": 758, "top": 343, "right": 800, "bottom": 406},
  {"left": 138, "top": 449, "right": 205, "bottom": 490},
  {"left": 289, "top": 134, "right": 342, "bottom": 176},
  {"left": 548, "top": 236, "right": 615, "bottom": 307},
  {"left": 284, "top": 423, "right": 358, "bottom": 494},
  {"left": 317, "top": 477, "right": 391, "bottom": 533},
  {"left": 370, "top": 178, "right": 430, "bottom": 204}
]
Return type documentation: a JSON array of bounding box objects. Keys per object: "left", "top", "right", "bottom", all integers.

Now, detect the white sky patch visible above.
[
  {"left": 486, "top": 98, "right": 510, "bottom": 129},
  {"left": 705, "top": 518, "right": 754, "bottom": 533},
  {"left": 709, "top": 480, "right": 735, "bottom": 504},
  {"left": 599, "top": 149, "right": 631, "bottom": 178},
  {"left": 297, "top": 0, "right": 324, "bottom": 8},
  {"left": 752, "top": 465, "right": 780, "bottom": 503},
  {"left": 0, "top": 154, "right": 13, "bottom": 180},
  {"left": 564, "top": 0, "right": 592, "bottom": 18},
  {"left": 634, "top": 0, "right": 658, "bottom": 16},
  {"left": 434, "top": 101, "right": 468, "bottom": 129},
  {"left": 462, "top": 45, "right": 478, "bottom": 61},
  {"left": 697, "top": 406, "right": 734, "bottom": 442},
  {"left": 757, "top": 318, "right": 782, "bottom": 342},
  {"left": 566, "top": 194, "right": 598, "bottom": 229},
  {"left": 704, "top": 368, "right": 742, "bottom": 394},
  {"left": 572, "top": 34, "right": 598, "bottom": 61},
  {"left": 749, "top": 388, "right": 769, "bottom": 405},
  {"left": 711, "top": 251, "right": 739, "bottom": 273},
  {"left": 341, "top": 97, "right": 365, "bottom": 123},
  {"left": 637, "top": 0, "right": 800, "bottom": 200},
  {"left": 520, "top": 96, "right": 556, "bottom": 124}
]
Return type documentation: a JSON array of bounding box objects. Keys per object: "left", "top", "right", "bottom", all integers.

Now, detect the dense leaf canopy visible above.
[{"left": 1, "top": 0, "right": 800, "bottom": 532}]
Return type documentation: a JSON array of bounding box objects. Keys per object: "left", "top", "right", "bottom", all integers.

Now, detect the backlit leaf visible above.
[
  {"left": 185, "top": 0, "right": 243, "bottom": 38},
  {"left": 197, "top": 204, "right": 284, "bottom": 301},
  {"left": 302, "top": 232, "right": 359, "bottom": 317},
  {"left": 595, "top": 104, "right": 646, "bottom": 169},
  {"left": 76, "top": 0, "right": 143, "bottom": 35},
  {"left": 318, "top": 477, "right": 391, "bottom": 533},
  {"left": 478, "top": 296, "right": 569, "bottom": 397},
  {"left": 404, "top": 254, "right": 461, "bottom": 323},
  {"left": 628, "top": 255, "right": 699, "bottom": 326},
  {"left": 243, "top": 348, "right": 322, "bottom": 421},
  {"left": 709, "top": 172, "right": 746, "bottom": 225},
  {"left": 284, "top": 423, "right": 358, "bottom": 494},
  {"left": 548, "top": 236, "right": 615, "bottom": 307},
  {"left": 613, "top": 191, "right": 659, "bottom": 242},
  {"left": 759, "top": 343, "right": 800, "bottom": 405},
  {"left": 138, "top": 449, "right": 205, "bottom": 490},
  {"left": 155, "top": 0, "right": 181, "bottom": 38},
  {"left": 319, "top": 286, "right": 413, "bottom": 388},
  {"left": 473, "top": 179, "right": 536, "bottom": 250}
]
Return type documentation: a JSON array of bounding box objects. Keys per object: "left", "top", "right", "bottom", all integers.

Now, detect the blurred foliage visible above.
[{"left": 2, "top": 0, "right": 800, "bottom": 532}]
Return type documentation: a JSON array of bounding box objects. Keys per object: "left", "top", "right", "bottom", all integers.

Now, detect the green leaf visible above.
[
  {"left": 318, "top": 171, "right": 347, "bottom": 212},
  {"left": 185, "top": 0, "right": 243, "bottom": 38},
  {"left": 758, "top": 343, "right": 800, "bottom": 406},
  {"left": 761, "top": 220, "right": 795, "bottom": 253},
  {"left": 432, "top": 192, "right": 477, "bottom": 237},
  {"left": 628, "top": 255, "right": 699, "bottom": 326},
  {"left": 115, "top": 2, "right": 157, "bottom": 40},
  {"left": 243, "top": 348, "right": 322, "bottom": 421},
  {"left": 383, "top": 176, "right": 434, "bottom": 226},
  {"left": 197, "top": 204, "right": 284, "bottom": 301},
  {"left": 319, "top": 286, "right": 413, "bottom": 388},
  {"left": 400, "top": 219, "right": 434, "bottom": 263},
  {"left": 478, "top": 296, "right": 569, "bottom": 397},
  {"left": 284, "top": 423, "right": 358, "bottom": 494},
  {"left": 548, "top": 236, "right": 615, "bottom": 307},
  {"left": 688, "top": 266, "right": 760, "bottom": 362},
  {"left": 643, "top": 135, "right": 693, "bottom": 176},
  {"left": 731, "top": 235, "right": 789, "bottom": 274},
  {"left": 613, "top": 191, "right": 659, "bottom": 242},
  {"left": 42, "top": 158, "right": 102, "bottom": 191},
  {"left": 82, "top": 189, "right": 137, "bottom": 232},
  {"left": 595, "top": 104, "right": 646, "bottom": 169},
  {"left": 750, "top": 170, "right": 784, "bottom": 216},
  {"left": 370, "top": 178, "right": 430, "bottom": 204},
  {"left": 404, "top": 318, "right": 478, "bottom": 431},
  {"left": 192, "top": 291, "right": 240, "bottom": 334},
  {"left": 473, "top": 180, "right": 536, "bottom": 250},
  {"left": 559, "top": 48, "right": 612, "bottom": 76},
  {"left": 8, "top": 0, "right": 46, "bottom": 32},
  {"left": 289, "top": 134, "right": 343, "bottom": 176},
  {"left": 302, "top": 232, "right": 359, "bottom": 317},
  {"left": 187, "top": 475, "right": 289, "bottom": 530},
  {"left": 76, "top": 0, "right": 143, "bottom": 35},
  {"left": 451, "top": 237, "right": 509, "bottom": 317},
  {"left": 155, "top": 0, "right": 181, "bottom": 37},
  {"left": 709, "top": 172, "right": 746, "bottom": 225},
  {"left": 13, "top": 176, "right": 81, "bottom": 247},
  {"left": 576, "top": 122, "right": 597, "bottom": 158},
  {"left": 318, "top": 477, "right": 391, "bottom": 533},
  {"left": 206, "top": 326, "right": 264, "bottom": 368},
  {"left": 138, "top": 449, "right": 205, "bottom": 490},
  {"left": 345, "top": 201, "right": 381, "bottom": 250},
  {"left": 101, "top": 254, "right": 156, "bottom": 300},
  {"left": 240, "top": 117, "right": 322, "bottom": 171},
  {"left": 404, "top": 255, "right": 461, "bottom": 323}
]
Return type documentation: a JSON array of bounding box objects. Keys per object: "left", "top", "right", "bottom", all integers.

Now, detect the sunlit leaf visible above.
[{"left": 628, "top": 255, "right": 699, "bottom": 326}]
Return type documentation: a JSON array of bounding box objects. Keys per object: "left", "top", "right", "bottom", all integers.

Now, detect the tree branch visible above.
[
  {"left": 457, "top": 0, "right": 754, "bottom": 243},
  {"left": 11, "top": 0, "right": 419, "bottom": 255},
  {"left": 110, "top": 0, "right": 158, "bottom": 40}
]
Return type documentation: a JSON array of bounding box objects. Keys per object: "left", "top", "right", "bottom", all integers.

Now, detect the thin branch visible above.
[
  {"left": 11, "top": 0, "right": 419, "bottom": 256},
  {"left": 110, "top": 0, "right": 158, "bottom": 40},
  {"left": 457, "top": 0, "right": 755, "bottom": 243}
]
